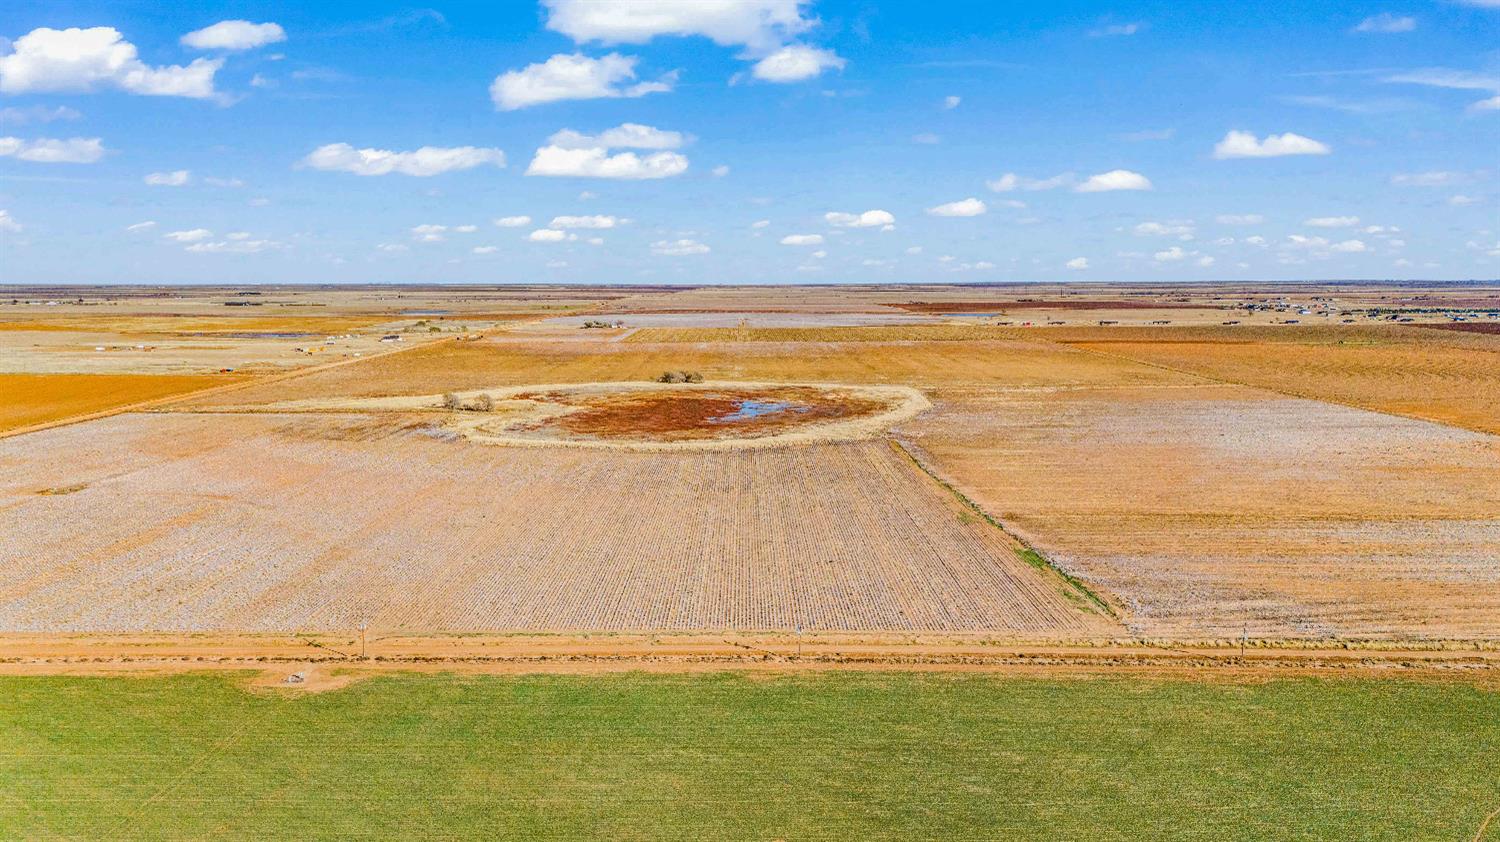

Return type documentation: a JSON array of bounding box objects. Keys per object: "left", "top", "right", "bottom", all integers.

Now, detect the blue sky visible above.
[{"left": 0, "top": 0, "right": 1496, "bottom": 284}]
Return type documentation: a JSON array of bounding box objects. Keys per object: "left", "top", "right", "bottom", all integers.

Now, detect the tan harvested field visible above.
[
  {"left": 183, "top": 332, "right": 1197, "bottom": 407},
  {"left": 4, "top": 283, "right": 1499, "bottom": 657},
  {"left": 1041, "top": 324, "right": 1500, "bottom": 434},
  {"left": 0, "top": 411, "right": 1111, "bottom": 635},
  {"left": 626, "top": 324, "right": 1011, "bottom": 342},
  {"left": 902, "top": 384, "right": 1500, "bottom": 639}
]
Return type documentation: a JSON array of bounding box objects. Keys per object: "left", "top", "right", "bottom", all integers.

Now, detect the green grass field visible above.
[{"left": 3, "top": 671, "right": 1497, "bottom": 840}]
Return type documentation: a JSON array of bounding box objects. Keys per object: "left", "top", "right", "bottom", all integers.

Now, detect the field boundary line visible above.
[
  {"left": 0, "top": 333, "right": 461, "bottom": 440},
  {"left": 887, "top": 436, "right": 1120, "bottom": 621}
]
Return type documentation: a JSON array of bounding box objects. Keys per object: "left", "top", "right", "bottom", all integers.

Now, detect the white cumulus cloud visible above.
[
  {"left": 164, "top": 228, "right": 213, "bottom": 242},
  {"left": 411, "top": 224, "right": 448, "bottom": 242},
  {"left": 927, "top": 197, "right": 987, "bottom": 217},
  {"left": 1066, "top": 257, "right": 1089, "bottom": 270},
  {"left": 548, "top": 123, "right": 687, "bottom": 149},
  {"left": 526, "top": 123, "right": 688, "bottom": 179},
  {"left": 1330, "top": 239, "right": 1368, "bottom": 253},
  {"left": 987, "top": 172, "right": 1073, "bottom": 192},
  {"left": 0, "top": 136, "right": 105, "bottom": 163},
  {"left": 542, "top": 0, "right": 815, "bottom": 53},
  {"left": 1216, "top": 214, "right": 1265, "bottom": 225},
  {"left": 185, "top": 238, "right": 280, "bottom": 254},
  {"left": 1305, "top": 216, "right": 1360, "bottom": 228},
  {"left": 181, "top": 20, "right": 286, "bottom": 51},
  {"left": 1213, "top": 130, "right": 1330, "bottom": 159},
  {"left": 550, "top": 214, "right": 619, "bottom": 229},
  {"left": 1353, "top": 13, "right": 1416, "bottom": 33},
  {"left": 302, "top": 144, "right": 505, "bottom": 177},
  {"left": 1076, "top": 169, "right": 1152, "bottom": 192},
  {"left": 750, "top": 45, "right": 845, "bottom": 82},
  {"left": 652, "top": 238, "right": 710, "bottom": 255},
  {"left": 528, "top": 229, "right": 571, "bottom": 242},
  {"left": 0, "top": 27, "right": 221, "bottom": 98},
  {"left": 526, "top": 145, "right": 687, "bottom": 179},
  {"left": 780, "top": 233, "right": 824, "bottom": 245},
  {"left": 490, "top": 53, "right": 673, "bottom": 110},
  {"left": 493, "top": 215, "right": 532, "bottom": 227},
  {"left": 144, "top": 169, "right": 190, "bottom": 186},
  {"left": 0, "top": 209, "right": 20, "bottom": 233},
  {"left": 1134, "top": 221, "right": 1195, "bottom": 238},
  {"left": 825, "top": 209, "right": 895, "bottom": 228},
  {"left": 1089, "top": 22, "right": 1143, "bottom": 37}
]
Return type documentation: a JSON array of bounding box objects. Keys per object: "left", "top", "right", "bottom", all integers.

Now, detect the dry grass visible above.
[
  {"left": 0, "top": 412, "right": 1113, "bottom": 635},
  {"left": 902, "top": 384, "right": 1500, "bottom": 639},
  {"left": 0, "top": 373, "right": 233, "bottom": 433}
]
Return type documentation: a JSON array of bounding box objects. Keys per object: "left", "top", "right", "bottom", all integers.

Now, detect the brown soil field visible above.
[
  {"left": 533, "top": 385, "right": 887, "bottom": 442},
  {"left": 1037, "top": 325, "right": 1500, "bottom": 434},
  {"left": 0, "top": 412, "right": 1113, "bottom": 636},
  {"left": 7, "top": 284, "right": 1498, "bottom": 653},
  {"left": 626, "top": 325, "right": 1009, "bottom": 343},
  {"left": 894, "top": 300, "right": 1221, "bottom": 313},
  {"left": 0, "top": 373, "right": 235, "bottom": 432},
  {"left": 0, "top": 315, "right": 395, "bottom": 335},
  {"left": 900, "top": 384, "right": 1500, "bottom": 639},
  {"left": 182, "top": 334, "right": 1198, "bottom": 407},
  {"left": 1421, "top": 322, "right": 1500, "bottom": 336}
]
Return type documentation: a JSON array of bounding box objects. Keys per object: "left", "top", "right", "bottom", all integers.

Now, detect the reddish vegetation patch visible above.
[
  {"left": 893, "top": 300, "right": 1220, "bottom": 313},
  {"left": 541, "top": 386, "right": 887, "bottom": 442},
  {"left": 1418, "top": 322, "right": 1500, "bottom": 336}
]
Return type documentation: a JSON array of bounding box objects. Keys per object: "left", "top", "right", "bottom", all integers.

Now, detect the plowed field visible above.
[
  {"left": 902, "top": 384, "right": 1500, "bottom": 638},
  {"left": 0, "top": 412, "right": 1112, "bottom": 635}
]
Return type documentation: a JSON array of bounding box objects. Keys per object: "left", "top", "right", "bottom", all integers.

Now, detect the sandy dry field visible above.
[
  {"left": 1042, "top": 324, "right": 1500, "bottom": 434},
  {"left": 0, "top": 411, "right": 1110, "bottom": 635},
  {"left": 3, "top": 283, "right": 1497, "bottom": 653},
  {"left": 183, "top": 331, "right": 1193, "bottom": 407},
  {"left": 902, "top": 384, "right": 1500, "bottom": 639}
]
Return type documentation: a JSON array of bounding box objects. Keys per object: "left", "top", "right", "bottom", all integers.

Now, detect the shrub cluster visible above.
[
  {"left": 656, "top": 370, "right": 704, "bottom": 383},
  {"left": 443, "top": 392, "right": 495, "bottom": 411}
]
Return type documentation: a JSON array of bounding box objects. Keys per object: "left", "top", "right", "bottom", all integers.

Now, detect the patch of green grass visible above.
[{"left": 2, "top": 671, "right": 1497, "bottom": 840}]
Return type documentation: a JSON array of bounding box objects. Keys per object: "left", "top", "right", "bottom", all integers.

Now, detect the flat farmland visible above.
[
  {"left": 0, "top": 372, "right": 235, "bottom": 433},
  {"left": 902, "top": 384, "right": 1500, "bottom": 639},
  {"left": 184, "top": 332, "right": 1199, "bottom": 407},
  {"left": 625, "top": 325, "right": 1010, "bottom": 342},
  {"left": 0, "top": 411, "right": 1111, "bottom": 635},
  {"left": 1044, "top": 325, "right": 1500, "bottom": 434},
  {"left": 5, "top": 671, "right": 1498, "bottom": 840}
]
